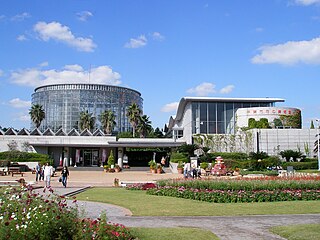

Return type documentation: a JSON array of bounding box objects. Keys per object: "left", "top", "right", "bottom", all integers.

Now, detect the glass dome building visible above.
[{"left": 31, "top": 84, "right": 143, "bottom": 133}]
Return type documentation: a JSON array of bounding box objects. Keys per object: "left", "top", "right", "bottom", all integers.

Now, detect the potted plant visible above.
[
  {"left": 148, "top": 160, "right": 157, "bottom": 173},
  {"left": 157, "top": 163, "right": 162, "bottom": 174},
  {"left": 177, "top": 161, "right": 184, "bottom": 174},
  {"left": 108, "top": 150, "right": 115, "bottom": 169},
  {"left": 114, "top": 164, "right": 121, "bottom": 173}
]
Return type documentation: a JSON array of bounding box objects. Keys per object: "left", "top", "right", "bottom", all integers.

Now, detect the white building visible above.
[{"left": 168, "top": 97, "right": 315, "bottom": 156}]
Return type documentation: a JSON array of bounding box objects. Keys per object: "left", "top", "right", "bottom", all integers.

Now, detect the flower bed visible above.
[
  {"left": 157, "top": 176, "right": 320, "bottom": 191},
  {"left": 147, "top": 186, "right": 320, "bottom": 203},
  {"left": 0, "top": 186, "right": 135, "bottom": 240},
  {"left": 143, "top": 176, "right": 320, "bottom": 203}
]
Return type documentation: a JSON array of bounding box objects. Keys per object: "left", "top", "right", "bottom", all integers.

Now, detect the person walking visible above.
[
  {"left": 35, "top": 163, "right": 41, "bottom": 182},
  {"left": 61, "top": 166, "right": 69, "bottom": 188},
  {"left": 43, "top": 162, "right": 53, "bottom": 189}
]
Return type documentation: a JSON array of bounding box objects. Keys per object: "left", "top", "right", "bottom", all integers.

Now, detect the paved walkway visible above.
[{"left": 2, "top": 168, "right": 320, "bottom": 240}]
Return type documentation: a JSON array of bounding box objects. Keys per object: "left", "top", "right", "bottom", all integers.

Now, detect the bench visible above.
[
  {"left": 9, "top": 167, "right": 24, "bottom": 177},
  {"left": 11, "top": 171, "right": 24, "bottom": 177}
]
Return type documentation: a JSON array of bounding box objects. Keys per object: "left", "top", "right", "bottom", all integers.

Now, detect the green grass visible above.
[
  {"left": 130, "top": 227, "right": 219, "bottom": 240},
  {"left": 270, "top": 224, "right": 320, "bottom": 240},
  {"left": 75, "top": 187, "right": 320, "bottom": 216}
]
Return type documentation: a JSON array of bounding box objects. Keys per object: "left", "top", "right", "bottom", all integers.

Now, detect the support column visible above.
[{"left": 117, "top": 147, "right": 124, "bottom": 168}]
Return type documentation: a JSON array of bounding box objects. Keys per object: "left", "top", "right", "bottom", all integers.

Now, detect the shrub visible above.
[
  {"left": 0, "top": 151, "right": 51, "bottom": 164},
  {"left": 0, "top": 187, "right": 135, "bottom": 240},
  {"left": 170, "top": 152, "right": 188, "bottom": 163},
  {"left": 249, "top": 151, "right": 269, "bottom": 160},
  {"left": 107, "top": 150, "right": 115, "bottom": 167},
  {"left": 207, "top": 152, "right": 248, "bottom": 160},
  {"left": 279, "top": 150, "right": 303, "bottom": 162},
  {"left": 200, "top": 162, "right": 209, "bottom": 169},
  {"left": 281, "top": 161, "right": 318, "bottom": 170}
]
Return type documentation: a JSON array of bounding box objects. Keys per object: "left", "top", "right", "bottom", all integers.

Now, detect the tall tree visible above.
[
  {"left": 137, "top": 115, "right": 152, "bottom": 138},
  {"left": 79, "top": 110, "right": 95, "bottom": 131},
  {"left": 310, "top": 120, "right": 315, "bottom": 129},
  {"left": 100, "top": 110, "right": 116, "bottom": 135},
  {"left": 126, "top": 103, "right": 141, "bottom": 137},
  {"left": 29, "top": 104, "right": 45, "bottom": 129}
]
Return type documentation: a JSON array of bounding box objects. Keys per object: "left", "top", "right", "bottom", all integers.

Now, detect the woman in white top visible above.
[{"left": 43, "top": 163, "right": 53, "bottom": 188}]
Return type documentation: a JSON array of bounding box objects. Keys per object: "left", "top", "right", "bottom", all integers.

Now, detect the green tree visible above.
[
  {"left": 100, "top": 110, "right": 116, "bottom": 135},
  {"left": 79, "top": 110, "right": 96, "bottom": 131},
  {"left": 310, "top": 120, "right": 315, "bottom": 129},
  {"left": 273, "top": 118, "right": 283, "bottom": 128},
  {"left": 153, "top": 127, "right": 164, "bottom": 138},
  {"left": 29, "top": 104, "right": 45, "bottom": 128},
  {"left": 137, "top": 115, "right": 152, "bottom": 138},
  {"left": 108, "top": 150, "right": 115, "bottom": 167},
  {"left": 126, "top": 103, "right": 141, "bottom": 137}
]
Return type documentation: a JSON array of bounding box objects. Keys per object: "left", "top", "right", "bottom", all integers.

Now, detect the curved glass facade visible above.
[
  {"left": 31, "top": 84, "right": 143, "bottom": 133},
  {"left": 191, "top": 101, "right": 274, "bottom": 134}
]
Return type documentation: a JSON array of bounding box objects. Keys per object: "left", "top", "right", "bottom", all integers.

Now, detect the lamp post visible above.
[{"left": 316, "top": 119, "right": 320, "bottom": 171}]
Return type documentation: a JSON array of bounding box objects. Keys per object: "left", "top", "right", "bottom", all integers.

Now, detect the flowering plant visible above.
[{"left": 0, "top": 186, "right": 135, "bottom": 239}]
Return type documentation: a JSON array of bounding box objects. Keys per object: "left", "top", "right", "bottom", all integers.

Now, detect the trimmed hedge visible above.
[
  {"left": 207, "top": 152, "right": 248, "bottom": 160},
  {"left": 0, "top": 151, "right": 51, "bottom": 164},
  {"left": 282, "top": 161, "right": 318, "bottom": 170}
]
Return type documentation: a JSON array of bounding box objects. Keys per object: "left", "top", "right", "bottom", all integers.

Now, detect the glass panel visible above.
[
  {"left": 200, "top": 102, "right": 207, "bottom": 134},
  {"left": 225, "top": 103, "right": 234, "bottom": 134}
]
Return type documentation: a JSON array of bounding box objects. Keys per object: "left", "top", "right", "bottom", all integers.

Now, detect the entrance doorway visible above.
[{"left": 83, "top": 149, "right": 99, "bottom": 166}]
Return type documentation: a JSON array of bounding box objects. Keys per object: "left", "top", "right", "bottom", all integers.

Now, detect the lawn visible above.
[
  {"left": 270, "top": 224, "right": 320, "bottom": 240},
  {"left": 75, "top": 187, "right": 320, "bottom": 216},
  {"left": 130, "top": 227, "right": 219, "bottom": 240}
]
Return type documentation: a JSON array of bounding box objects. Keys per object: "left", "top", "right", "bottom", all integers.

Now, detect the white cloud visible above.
[
  {"left": 0, "top": 69, "right": 3, "bottom": 77},
  {"left": 39, "top": 61, "right": 49, "bottom": 67},
  {"left": 17, "top": 34, "right": 27, "bottom": 41},
  {"left": 124, "top": 35, "right": 147, "bottom": 48},
  {"left": 77, "top": 11, "right": 93, "bottom": 21},
  {"left": 34, "top": 21, "right": 97, "bottom": 52},
  {"left": 161, "top": 102, "right": 179, "bottom": 112},
  {"left": 18, "top": 114, "right": 30, "bottom": 122},
  {"left": 294, "top": 0, "right": 320, "bottom": 6},
  {"left": 220, "top": 85, "right": 235, "bottom": 94},
  {"left": 10, "top": 64, "right": 121, "bottom": 87},
  {"left": 251, "top": 37, "right": 320, "bottom": 65},
  {"left": 255, "top": 27, "right": 264, "bottom": 32},
  {"left": 11, "top": 12, "right": 31, "bottom": 21},
  {"left": 0, "top": 15, "right": 6, "bottom": 21},
  {"left": 64, "top": 64, "right": 83, "bottom": 72},
  {"left": 152, "top": 32, "right": 165, "bottom": 41},
  {"left": 8, "top": 98, "right": 31, "bottom": 108},
  {"left": 187, "top": 82, "right": 216, "bottom": 96}
]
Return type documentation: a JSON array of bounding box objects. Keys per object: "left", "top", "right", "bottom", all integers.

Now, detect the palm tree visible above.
[
  {"left": 126, "top": 103, "right": 141, "bottom": 137},
  {"left": 79, "top": 110, "right": 96, "bottom": 131},
  {"left": 29, "top": 104, "right": 45, "bottom": 129},
  {"left": 100, "top": 110, "right": 116, "bottom": 135},
  {"left": 136, "top": 115, "right": 152, "bottom": 138}
]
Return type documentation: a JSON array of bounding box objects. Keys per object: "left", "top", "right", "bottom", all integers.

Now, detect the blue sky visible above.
[{"left": 1, "top": 0, "right": 320, "bottom": 130}]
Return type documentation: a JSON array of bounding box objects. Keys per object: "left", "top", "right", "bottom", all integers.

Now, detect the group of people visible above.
[
  {"left": 35, "top": 162, "right": 70, "bottom": 189},
  {"left": 183, "top": 162, "right": 201, "bottom": 179}
]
